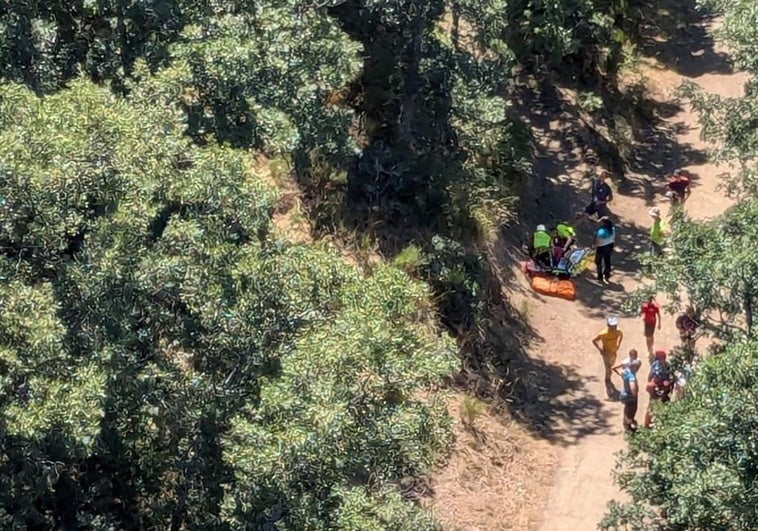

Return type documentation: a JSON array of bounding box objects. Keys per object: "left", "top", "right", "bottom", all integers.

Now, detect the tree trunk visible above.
[
  {"left": 398, "top": 9, "right": 424, "bottom": 147},
  {"left": 745, "top": 291, "right": 754, "bottom": 338}
]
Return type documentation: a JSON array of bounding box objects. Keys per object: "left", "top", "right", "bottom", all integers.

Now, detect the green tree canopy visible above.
[
  {"left": 645, "top": 203, "right": 758, "bottom": 339},
  {"left": 606, "top": 2, "right": 758, "bottom": 528},
  {"left": 602, "top": 339, "right": 758, "bottom": 530},
  {"left": 0, "top": 80, "right": 455, "bottom": 529}
]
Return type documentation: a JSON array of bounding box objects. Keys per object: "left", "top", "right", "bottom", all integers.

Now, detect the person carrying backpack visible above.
[{"left": 645, "top": 350, "right": 673, "bottom": 427}]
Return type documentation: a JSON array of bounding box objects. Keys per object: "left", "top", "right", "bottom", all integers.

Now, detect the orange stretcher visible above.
[{"left": 529, "top": 274, "right": 576, "bottom": 301}]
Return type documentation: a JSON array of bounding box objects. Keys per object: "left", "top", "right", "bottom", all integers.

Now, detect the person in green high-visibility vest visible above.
[
  {"left": 554, "top": 222, "right": 576, "bottom": 248},
  {"left": 649, "top": 207, "right": 665, "bottom": 256},
  {"left": 531, "top": 224, "right": 553, "bottom": 269}
]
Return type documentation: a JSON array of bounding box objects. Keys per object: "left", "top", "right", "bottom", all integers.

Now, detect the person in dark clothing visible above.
[
  {"left": 676, "top": 306, "right": 700, "bottom": 351},
  {"left": 593, "top": 217, "right": 615, "bottom": 284},
  {"left": 584, "top": 171, "right": 614, "bottom": 219},
  {"left": 666, "top": 168, "right": 691, "bottom": 206}
]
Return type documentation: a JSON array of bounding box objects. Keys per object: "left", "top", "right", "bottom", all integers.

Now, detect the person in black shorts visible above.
[
  {"left": 613, "top": 350, "right": 641, "bottom": 433},
  {"left": 584, "top": 171, "right": 614, "bottom": 219}
]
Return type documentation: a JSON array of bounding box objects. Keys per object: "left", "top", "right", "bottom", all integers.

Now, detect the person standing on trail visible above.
[
  {"left": 648, "top": 207, "right": 665, "bottom": 256},
  {"left": 675, "top": 306, "right": 700, "bottom": 351},
  {"left": 640, "top": 295, "right": 661, "bottom": 356},
  {"left": 592, "top": 316, "right": 624, "bottom": 388},
  {"left": 666, "top": 168, "right": 691, "bottom": 206},
  {"left": 613, "top": 350, "right": 641, "bottom": 433},
  {"left": 645, "top": 349, "right": 674, "bottom": 428},
  {"left": 584, "top": 170, "right": 614, "bottom": 220},
  {"left": 593, "top": 216, "right": 616, "bottom": 284}
]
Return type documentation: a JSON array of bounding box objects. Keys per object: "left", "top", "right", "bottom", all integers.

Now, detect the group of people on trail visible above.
[
  {"left": 526, "top": 162, "right": 700, "bottom": 434},
  {"left": 648, "top": 169, "right": 692, "bottom": 255},
  {"left": 593, "top": 301, "right": 702, "bottom": 433},
  {"left": 529, "top": 166, "right": 692, "bottom": 279},
  {"left": 529, "top": 172, "right": 616, "bottom": 283},
  {"left": 639, "top": 296, "right": 701, "bottom": 358}
]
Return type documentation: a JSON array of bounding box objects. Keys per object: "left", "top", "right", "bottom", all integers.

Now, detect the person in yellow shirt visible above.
[{"left": 592, "top": 317, "right": 624, "bottom": 387}]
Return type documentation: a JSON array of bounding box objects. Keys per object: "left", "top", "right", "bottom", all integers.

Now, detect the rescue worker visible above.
[
  {"left": 531, "top": 224, "right": 553, "bottom": 269},
  {"left": 553, "top": 221, "right": 577, "bottom": 257}
]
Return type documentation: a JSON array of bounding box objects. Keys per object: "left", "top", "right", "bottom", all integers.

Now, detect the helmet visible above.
[
  {"left": 607, "top": 317, "right": 619, "bottom": 327},
  {"left": 655, "top": 349, "right": 667, "bottom": 361},
  {"left": 536, "top": 224, "right": 546, "bottom": 232},
  {"left": 673, "top": 168, "right": 682, "bottom": 176}
]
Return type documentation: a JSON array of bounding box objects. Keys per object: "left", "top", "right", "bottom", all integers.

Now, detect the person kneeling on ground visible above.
[
  {"left": 531, "top": 224, "right": 553, "bottom": 269},
  {"left": 613, "top": 350, "right": 641, "bottom": 433}
]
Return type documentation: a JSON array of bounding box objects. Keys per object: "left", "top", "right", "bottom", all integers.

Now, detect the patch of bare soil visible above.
[{"left": 424, "top": 394, "right": 557, "bottom": 530}]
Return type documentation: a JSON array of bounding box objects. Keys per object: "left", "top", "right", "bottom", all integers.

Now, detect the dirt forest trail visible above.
[{"left": 504, "top": 12, "right": 749, "bottom": 531}]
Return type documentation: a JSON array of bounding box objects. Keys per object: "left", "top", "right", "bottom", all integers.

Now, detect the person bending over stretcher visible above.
[
  {"left": 552, "top": 221, "right": 576, "bottom": 262},
  {"left": 530, "top": 224, "right": 553, "bottom": 269}
]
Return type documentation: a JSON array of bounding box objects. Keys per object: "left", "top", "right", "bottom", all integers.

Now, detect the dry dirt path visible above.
[{"left": 506, "top": 17, "right": 749, "bottom": 531}]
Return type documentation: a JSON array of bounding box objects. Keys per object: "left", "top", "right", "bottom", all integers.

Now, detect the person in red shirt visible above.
[
  {"left": 666, "top": 169, "right": 691, "bottom": 206},
  {"left": 640, "top": 296, "right": 661, "bottom": 356}
]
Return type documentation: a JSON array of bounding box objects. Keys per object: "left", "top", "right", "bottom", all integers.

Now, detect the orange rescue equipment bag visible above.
[{"left": 530, "top": 275, "right": 576, "bottom": 301}]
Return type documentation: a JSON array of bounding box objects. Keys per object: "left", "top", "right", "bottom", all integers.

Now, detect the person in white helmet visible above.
[
  {"left": 592, "top": 316, "right": 624, "bottom": 389},
  {"left": 530, "top": 223, "right": 553, "bottom": 269}
]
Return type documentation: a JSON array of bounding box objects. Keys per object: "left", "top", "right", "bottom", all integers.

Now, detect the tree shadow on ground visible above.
[
  {"left": 630, "top": 0, "right": 733, "bottom": 77},
  {"left": 322, "top": 2, "right": 595, "bottom": 443},
  {"left": 300, "top": 0, "right": 718, "bottom": 443},
  {"left": 503, "top": 72, "right": 708, "bottom": 208},
  {"left": 618, "top": 105, "right": 708, "bottom": 205},
  {"left": 454, "top": 357, "right": 614, "bottom": 446},
  {"left": 489, "top": 0, "right": 720, "bottom": 438}
]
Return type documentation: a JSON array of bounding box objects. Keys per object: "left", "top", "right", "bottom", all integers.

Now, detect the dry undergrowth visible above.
[
  {"left": 424, "top": 394, "right": 557, "bottom": 531},
  {"left": 252, "top": 156, "right": 314, "bottom": 246}
]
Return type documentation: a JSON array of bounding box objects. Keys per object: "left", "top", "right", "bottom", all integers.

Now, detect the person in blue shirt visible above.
[
  {"left": 594, "top": 216, "right": 615, "bottom": 284},
  {"left": 613, "top": 349, "right": 641, "bottom": 433}
]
